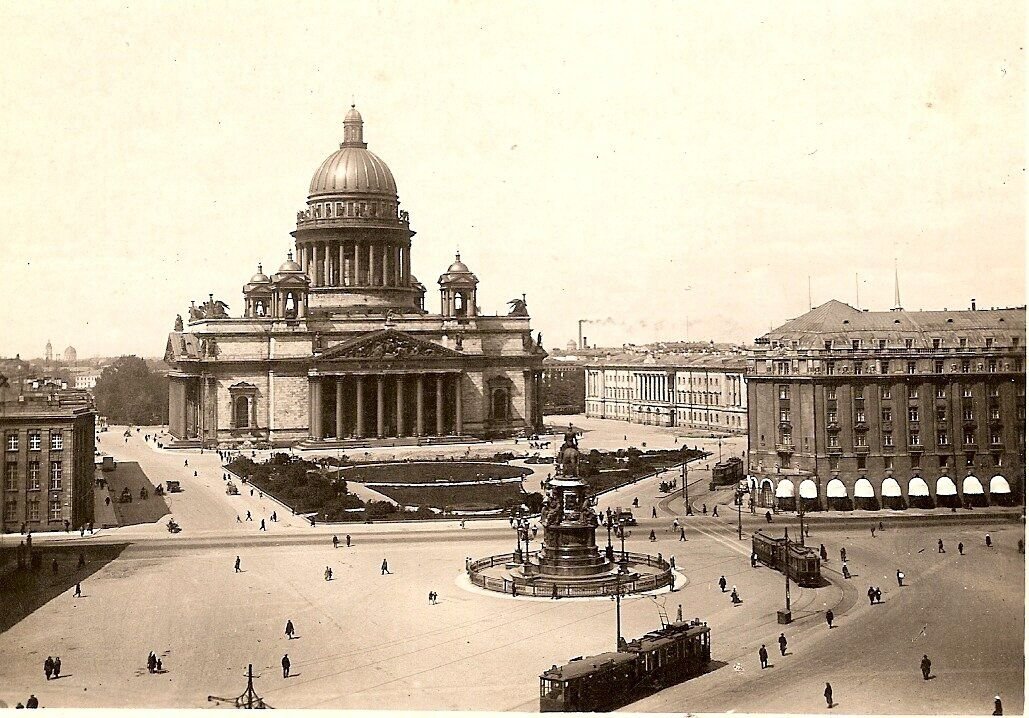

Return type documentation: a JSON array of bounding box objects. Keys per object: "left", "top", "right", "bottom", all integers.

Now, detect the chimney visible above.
[
  {"left": 971, "top": 298, "right": 976, "bottom": 311},
  {"left": 582, "top": 336, "right": 588, "bottom": 350}
]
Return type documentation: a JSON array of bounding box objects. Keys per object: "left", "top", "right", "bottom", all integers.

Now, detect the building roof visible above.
[
  {"left": 308, "top": 107, "right": 398, "bottom": 198},
  {"left": 760, "top": 300, "right": 1026, "bottom": 350},
  {"left": 584, "top": 352, "right": 748, "bottom": 372}
]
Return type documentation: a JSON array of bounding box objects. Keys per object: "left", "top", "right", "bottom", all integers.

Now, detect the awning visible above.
[
  {"left": 854, "top": 478, "right": 875, "bottom": 498},
  {"left": 799, "top": 479, "right": 818, "bottom": 499},
  {"left": 826, "top": 479, "right": 848, "bottom": 498},
  {"left": 907, "top": 477, "right": 930, "bottom": 497},
  {"left": 936, "top": 477, "right": 957, "bottom": 496},
  {"left": 881, "top": 478, "right": 902, "bottom": 497},
  {"left": 962, "top": 476, "right": 984, "bottom": 495},
  {"left": 990, "top": 475, "right": 1011, "bottom": 494},
  {"left": 775, "top": 479, "right": 795, "bottom": 498}
]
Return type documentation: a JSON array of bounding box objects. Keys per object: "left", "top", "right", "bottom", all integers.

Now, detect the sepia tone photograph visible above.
[{"left": 0, "top": 1, "right": 1024, "bottom": 714}]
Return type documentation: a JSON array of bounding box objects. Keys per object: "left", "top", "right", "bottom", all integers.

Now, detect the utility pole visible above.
[
  {"left": 738, "top": 493, "right": 742, "bottom": 541},
  {"left": 681, "top": 459, "right": 691, "bottom": 515},
  {"left": 778, "top": 527, "right": 793, "bottom": 625}
]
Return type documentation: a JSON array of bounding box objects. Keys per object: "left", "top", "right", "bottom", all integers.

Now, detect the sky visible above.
[{"left": 0, "top": 1, "right": 1024, "bottom": 358}]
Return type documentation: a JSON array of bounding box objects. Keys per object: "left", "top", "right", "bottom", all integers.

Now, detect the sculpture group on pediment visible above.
[
  {"left": 188, "top": 296, "right": 231, "bottom": 320},
  {"left": 345, "top": 334, "right": 449, "bottom": 361}
]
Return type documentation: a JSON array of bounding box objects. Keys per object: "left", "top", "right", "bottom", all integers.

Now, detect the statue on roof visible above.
[
  {"left": 188, "top": 301, "right": 204, "bottom": 321},
  {"left": 174, "top": 314, "right": 184, "bottom": 332},
  {"left": 507, "top": 296, "right": 528, "bottom": 317}
]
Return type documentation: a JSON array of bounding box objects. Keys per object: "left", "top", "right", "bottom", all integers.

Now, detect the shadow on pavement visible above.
[
  {"left": 0, "top": 543, "right": 129, "bottom": 633},
  {"left": 105, "top": 462, "right": 171, "bottom": 526}
]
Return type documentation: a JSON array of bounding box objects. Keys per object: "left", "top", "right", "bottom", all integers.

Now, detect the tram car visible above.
[
  {"left": 539, "top": 619, "right": 711, "bottom": 712},
  {"left": 751, "top": 530, "right": 821, "bottom": 587},
  {"left": 709, "top": 456, "right": 744, "bottom": 488}
]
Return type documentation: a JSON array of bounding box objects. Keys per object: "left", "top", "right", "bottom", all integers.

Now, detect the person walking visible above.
[
  {"left": 324, "top": 566, "right": 333, "bottom": 581},
  {"left": 333, "top": 535, "right": 339, "bottom": 549},
  {"left": 920, "top": 654, "right": 931, "bottom": 680},
  {"left": 840, "top": 547, "right": 847, "bottom": 563},
  {"left": 871, "top": 525, "right": 876, "bottom": 538},
  {"left": 147, "top": 652, "right": 157, "bottom": 674},
  {"left": 778, "top": 632, "right": 787, "bottom": 656},
  {"left": 958, "top": 542, "right": 964, "bottom": 555},
  {"left": 74, "top": 582, "right": 81, "bottom": 598},
  {"left": 718, "top": 575, "right": 727, "bottom": 592},
  {"left": 824, "top": 682, "right": 833, "bottom": 708},
  {"left": 758, "top": 644, "right": 769, "bottom": 669},
  {"left": 676, "top": 604, "right": 683, "bottom": 622},
  {"left": 751, "top": 552, "right": 758, "bottom": 568},
  {"left": 234, "top": 556, "right": 241, "bottom": 573},
  {"left": 867, "top": 586, "right": 875, "bottom": 606},
  {"left": 896, "top": 569, "right": 905, "bottom": 587},
  {"left": 842, "top": 563, "right": 851, "bottom": 580},
  {"left": 679, "top": 528, "right": 686, "bottom": 541},
  {"left": 236, "top": 515, "right": 242, "bottom": 524},
  {"left": 730, "top": 586, "right": 740, "bottom": 604},
  {"left": 53, "top": 657, "right": 61, "bottom": 679},
  {"left": 281, "top": 654, "right": 291, "bottom": 678},
  {"left": 346, "top": 534, "right": 351, "bottom": 547},
  {"left": 285, "top": 620, "right": 295, "bottom": 639},
  {"left": 381, "top": 559, "right": 390, "bottom": 575},
  {"left": 765, "top": 510, "right": 772, "bottom": 523},
  {"left": 259, "top": 519, "right": 267, "bottom": 531},
  {"left": 649, "top": 529, "right": 657, "bottom": 542},
  {"left": 44, "top": 656, "right": 54, "bottom": 681},
  {"left": 245, "top": 511, "right": 252, "bottom": 521},
  {"left": 985, "top": 533, "right": 993, "bottom": 548},
  {"left": 825, "top": 609, "right": 834, "bottom": 629},
  {"left": 652, "top": 506, "right": 657, "bottom": 518},
  {"left": 937, "top": 539, "right": 945, "bottom": 553},
  {"left": 874, "top": 587, "right": 882, "bottom": 604},
  {"left": 712, "top": 505, "right": 718, "bottom": 517},
  {"left": 820, "top": 544, "right": 828, "bottom": 562},
  {"left": 993, "top": 695, "right": 1003, "bottom": 715}
]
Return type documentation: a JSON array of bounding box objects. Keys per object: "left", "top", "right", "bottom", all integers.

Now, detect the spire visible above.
[
  {"left": 893, "top": 259, "right": 902, "bottom": 311},
  {"left": 341, "top": 104, "right": 366, "bottom": 148}
]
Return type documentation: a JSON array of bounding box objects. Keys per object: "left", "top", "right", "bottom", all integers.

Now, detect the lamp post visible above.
[
  {"left": 778, "top": 526, "right": 793, "bottom": 624},
  {"left": 618, "top": 519, "right": 628, "bottom": 568},
  {"left": 718, "top": 439, "right": 723, "bottom": 463},
  {"left": 798, "top": 498, "right": 806, "bottom": 547},
  {"left": 681, "top": 459, "right": 691, "bottom": 515},
  {"left": 737, "top": 491, "right": 743, "bottom": 541},
  {"left": 611, "top": 573, "right": 627, "bottom": 651}
]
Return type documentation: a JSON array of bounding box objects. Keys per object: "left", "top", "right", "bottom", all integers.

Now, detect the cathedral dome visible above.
[
  {"left": 278, "top": 252, "right": 303, "bottom": 273},
  {"left": 249, "top": 264, "right": 270, "bottom": 283},
  {"left": 308, "top": 105, "right": 398, "bottom": 199}
]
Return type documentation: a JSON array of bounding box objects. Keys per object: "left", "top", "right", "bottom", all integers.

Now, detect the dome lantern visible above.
[
  {"left": 342, "top": 105, "right": 366, "bottom": 149},
  {"left": 439, "top": 252, "right": 479, "bottom": 319}
]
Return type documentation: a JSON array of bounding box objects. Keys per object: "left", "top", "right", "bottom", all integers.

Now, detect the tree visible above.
[{"left": 93, "top": 356, "right": 169, "bottom": 425}]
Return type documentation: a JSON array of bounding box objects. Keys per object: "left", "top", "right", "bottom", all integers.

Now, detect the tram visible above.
[
  {"left": 751, "top": 530, "right": 821, "bottom": 587},
  {"left": 710, "top": 456, "right": 744, "bottom": 487},
  {"left": 539, "top": 619, "right": 711, "bottom": 712}
]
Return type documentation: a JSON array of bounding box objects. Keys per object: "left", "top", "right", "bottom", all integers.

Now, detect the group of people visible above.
[
  {"left": 146, "top": 652, "right": 164, "bottom": 674},
  {"left": 757, "top": 632, "right": 791, "bottom": 668},
  {"left": 42, "top": 656, "right": 62, "bottom": 680}
]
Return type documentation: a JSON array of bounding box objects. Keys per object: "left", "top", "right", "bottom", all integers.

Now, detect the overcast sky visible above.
[{"left": 0, "top": 1, "right": 1024, "bottom": 359}]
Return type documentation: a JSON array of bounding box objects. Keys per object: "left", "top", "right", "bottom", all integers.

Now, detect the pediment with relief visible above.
[{"left": 317, "top": 329, "right": 464, "bottom": 362}]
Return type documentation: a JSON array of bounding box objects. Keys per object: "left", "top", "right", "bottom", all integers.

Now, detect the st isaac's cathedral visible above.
[{"left": 165, "top": 107, "right": 546, "bottom": 447}]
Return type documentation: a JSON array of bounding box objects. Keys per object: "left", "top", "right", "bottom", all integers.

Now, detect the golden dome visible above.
[{"left": 308, "top": 106, "right": 398, "bottom": 199}]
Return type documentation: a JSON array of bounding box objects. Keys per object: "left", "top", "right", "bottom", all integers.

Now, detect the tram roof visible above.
[
  {"left": 541, "top": 651, "right": 637, "bottom": 681},
  {"left": 627, "top": 621, "right": 710, "bottom": 652}
]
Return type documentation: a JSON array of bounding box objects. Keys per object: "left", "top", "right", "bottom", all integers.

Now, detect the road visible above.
[{"left": 0, "top": 421, "right": 1022, "bottom": 713}]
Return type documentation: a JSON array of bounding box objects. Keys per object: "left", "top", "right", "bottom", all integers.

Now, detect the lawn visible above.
[
  {"left": 371, "top": 481, "right": 529, "bottom": 511},
  {"left": 339, "top": 461, "right": 529, "bottom": 485}
]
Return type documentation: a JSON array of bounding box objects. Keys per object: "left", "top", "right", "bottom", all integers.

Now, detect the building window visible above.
[
  {"left": 961, "top": 360, "right": 970, "bottom": 374},
  {"left": 882, "top": 408, "right": 892, "bottom": 422},
  {"left": 986, "top": 337, "right": 994, "bottom": 348},
  {"left": 853, "top": 362, "right": 863, "bottom": 375},
  {"left": 993, "top": 453, "right": 1002, "bottom": 466},
  {"left": 962, "top": 386, "right": 972, "bottom": 398},
  {"left": 4, "top": 499, "right": 16, "bottom": 521},
  {"left": 829, "top": 456, "right": 840, "bottom": 471},
  {"left": 963, "top": 430, "right": 975, "bottom": 445},
  {"left": 880, "top": 361, "right": 890, "bottom": 375},
  {"left": 932, "top": 338, "right": 941, "bottom": 349},
  {"left": 879, "top": 339, "right": 887, "bottom": 349},
  {"left": 826, "top": 361, "right": 835, "bottom": 375},
  {"left": 827, "top": 410, "right": 838, "bottom": 424},
  {"left": 882, "top": 387, "right": 891, "bottom": 400},
  {"left": 962, "top": 406, "right": 974, "bottom": 421},
  {"left": 938, "top": 430, "right": 949, "bottom": 445},
  {"left": 27, "top": 462, "right": 40, "bottom": 491},
  {"left": 49, "top": 497, "right": 62, "bottom": 521},
  {"left": 908, "top": 407, "right": 919, "bottom": 422},
  {"left": 907, "top": 362, "right": 917, "bottom": 375},
  {"left": 909, "top": 431, "right": 920, "bottom": 446},
  {"left": 936, "top": 407, "right": 947, "bottom": 421},
  {"left": 4, "top": 461, "right": 17, "bottom": 491},
  {"left": 909, "top": 386, "right": 919, "bottom": 399},
  {"left": 965, "top": 452, "right": 975, "bottom": 467},
  {"left": 855, "top": 433, "right": 867, "bottom": 447},
  {"left": 884, "top": 456, "right": 893, "bottom": 470},
  {"left": 28, "top": 432, "right": 41, "bottom": 451},
  {"left": 49, "top": 462, "right": 62, "bottom": 491},
  {"left": 50, "top": 432, "right": 63, "bottom": 451},
  {"left": 959, "top": 337, "right": 967, "bottom": 349},
  {"left": 780, "top": 431, "right": 792, "bottom": 446},
  {"left": 911, "top": 453, "right": 921, "bottom": 468},
  {"left": 934, "top": 360, "right": 944, "bottom": 374},
  {"left": 989, "top": 385, "right": 1000, "bottom": 397},
  {"left": 5, "top": 432, "right": 17, "bottom": 452},
  {"left": 905, "top": 338, "right": 913, "bottom": 349},
  {"left": 826, "top": 387, "right": 836, "bottom": 400},
  {"left": 990, "top": 406, "right": 1000, "bottom": 420},
  {"left": 883, "top": 431, "right": 893, "bottom": 446},
  {"left": 939, "top": 455, "right": 949, "bottom": 468},
  {"left": 936, "top": 387, "right": 946, "bottom": 399},
  {"left": 27, "top": 498, "right": 40, "bottom": 521},
  {"left": 827, "top": 434, "right": 839, "bottom": 448},
  {"left": 988, "top": 360, "right": 997, "bottom": 373},
  {"left": 779, "top": 409, "right": 790, "bottom": 422},
  {"left": 856, "top": 410, "right": 866, "bottom": 423},
  {"left": 856, "top": 456, "right": 867, "bottom": 470},
  {"left": 990, "top": 431, "right": 1001, "bottom": 445},
  {"left": 778, "top": 386, "right": 789, "bottom": 400},
  {"left": 852, "top": 340, "right": 860, "bottom": 350}
]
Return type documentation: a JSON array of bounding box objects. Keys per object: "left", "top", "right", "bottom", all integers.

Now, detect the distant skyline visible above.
[{"left": 0, "top": 1, "right": 1023, "bottom": 358}]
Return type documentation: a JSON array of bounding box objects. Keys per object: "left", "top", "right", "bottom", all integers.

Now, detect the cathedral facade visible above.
[{"left": 165, "top": 107, "right": 545, "bottom": 447}]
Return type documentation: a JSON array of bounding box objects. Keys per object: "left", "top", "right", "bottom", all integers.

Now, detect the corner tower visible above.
[{"left": 292, "top": 106, "right": 421, "bottom": 315}]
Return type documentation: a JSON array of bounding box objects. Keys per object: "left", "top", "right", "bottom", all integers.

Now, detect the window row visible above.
[
  {"left": 5, "top": 431, "right": 65, "bottom": 452},
  {"left": 827, "top": 452, "right": 1004, "bottom": 471},
  {"left": 3, "top": 496, "right": 63, "bottom": 522},
  {"left": 3, "top": 461, "right": 64, "bottom": 491}
]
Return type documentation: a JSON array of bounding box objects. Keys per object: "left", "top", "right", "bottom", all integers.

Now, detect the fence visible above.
[{"left": 467, "top": 551, "right": 672, "bottom": 597}]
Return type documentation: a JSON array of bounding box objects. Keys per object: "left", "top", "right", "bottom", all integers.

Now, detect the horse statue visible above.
[{"left": 557, "top": 431, "right": 580, "bottom": 478}]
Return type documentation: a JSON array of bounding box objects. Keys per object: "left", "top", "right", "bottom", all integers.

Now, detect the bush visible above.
[{"left": 524, "top": 492, "right": 544, "bottom": 514}]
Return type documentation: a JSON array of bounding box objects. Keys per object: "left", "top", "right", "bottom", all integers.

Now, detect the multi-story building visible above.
[
  {"left": 747, "top": 300, "right": 1026, "bottom": 510},
  {"left": 541, "top": 357, "right": 586, "bottom": 414},
  {"left": 1, "top": 377, "right": 96, "bottom": 533},
  {"left": 584, "top": 353, "right": 747, "bottom": 434}
]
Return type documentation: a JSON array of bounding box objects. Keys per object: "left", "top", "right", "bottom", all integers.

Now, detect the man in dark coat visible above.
[
  {"left": 920, "top": 654, "right": 931, "bottom": 680},
  {"left": 148, "top": 651, "right": 157, "bottom": 673},
  {"left": 825, "top": 609, "right": 834, "bottom": 629},
  {"left": 824, "top": 682, "right": 833, "bottom": 708},
  {"left": 758, "top": 644, "right": 768, "bottom": 669},
  {"left": 234, "top": 556, "right": 241, "bottom": 573},
  {"left": 25, "top": 695, "right": 39, "bottom": 709},
  {"left": 281, "top": 654, "right": 291, "bottom": 678},
  {"left": 938, "top": 539, "right": 945, "bottom": 553},
  {"left": 778, "top": 632, "right": 788, "bottom": 656},
  {"left": 718, "top": 575, "right": 727, "bottom": 592},
  {"left": 285, "top": 620, "right": 295, "bottom": 639},
  {"left": 993, "top": 695, "right": 1003, "bottom": 715},
  {"left": 381, "top": 559, "right": 390, "bottom": 575},
  {"left": 867, "top": 586, "right": 875, "bottom": 605},
  {"left": 874, "top": 587, "right": 882, "bottom": 604},
  {"left": 53, "top": 657, "right": 61, "bottom": 679},
  {"left": 44, "top": 656, "right": 54, "bottom": 680}
]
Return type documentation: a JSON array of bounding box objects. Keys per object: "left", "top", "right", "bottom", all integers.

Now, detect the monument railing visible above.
[{"left": 467, "top": 550, "right": 672, "bottom": 597}]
